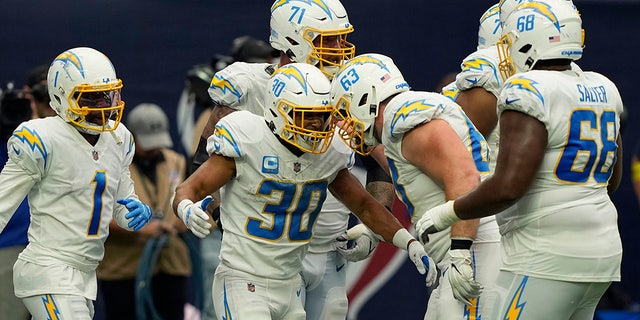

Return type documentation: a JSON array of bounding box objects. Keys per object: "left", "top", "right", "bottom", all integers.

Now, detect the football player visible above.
[
  {"left": 0, "top": 47, "right": 152, "bottom": 319},
  {"left": 190, "top": 1, "right": 394, "bottom": 319},
  {"left": 331, "top": 53, "right": 491, "bottom": 319},
  {"left": 438, "top": 5, "right": 505, "bottom": 317},
  {"left": 173, "top": 63, "right": 436, "bottom": 320},
  {"left": 417, "top": 2, "right": 624, "bottom": 318}
]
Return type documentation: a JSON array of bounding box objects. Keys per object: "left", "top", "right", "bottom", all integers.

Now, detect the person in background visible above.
[
  {"left": 22, "top": 65, "right": 56, "bottom": 119},
  {"left": 0, "top": 85, "right": 32, "bottom": 320},
  {"left": 632, "top": 142, "right": 640, "bottom": 209},
  {"left": 98, "top": 103, "right": 191, "bottom": 320},
  {"left": 177, "top": 35, "right": 278, "bottom": 163}
]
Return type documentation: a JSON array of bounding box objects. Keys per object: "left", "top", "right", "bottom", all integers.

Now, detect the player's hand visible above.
[
  {"left": 448, "top": 249, "right": 483, "bottom": 305},
  {"left": 334, "top": 224, "right": 379, "bottom": 262},
  {"left": 416, "top": 200, "right": 459, "bottom": 244},
  {"left": 407, "top": 240, "right": 437, "bottom": 287},
  {"left": 177, "top": 196, "right": 213, "bottom": 238},
  {"left": 116, "top": 198, "right": 152, "bottom": 231}
]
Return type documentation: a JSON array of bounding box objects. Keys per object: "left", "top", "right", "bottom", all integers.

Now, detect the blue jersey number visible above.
[
  {"left": 247, "top": 179, "right": 328, "bottom": 241},
  {"left": 460, "top": 111, "right": 490, "bottom": 173},
  {"left": 87, "top": 170, "right": 107, "bottom": 236},
  {"left": 555, "top": 110, "right": 617, "bottom": 184}
]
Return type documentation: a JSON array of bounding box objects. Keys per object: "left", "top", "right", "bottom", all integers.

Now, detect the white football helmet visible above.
[
  {"left": 478, "top": 3, "right": 502, "bottom": 49},
  {"left": 269, "top": 0, "right": 355, "bottom": 78},
  {"left": 265, "top": 63, "right": 335, "bottom": 154},
  {"left": 330, "top": 53, "right": 410, "bottom": 155},
  {"left": 497, "top": 0, "right": 583, "bottom": 80},
  {"left": 498, "top": 0, "right": 529, "bottom": 26},
  {"left": 47, "top": 47, "right": 124, "bottom": 135},
  {"left": 499, "top": 0, "right": 577, "bottom": 26}
]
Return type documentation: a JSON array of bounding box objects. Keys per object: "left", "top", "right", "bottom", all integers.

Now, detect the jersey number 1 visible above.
[{"left": 87, "top": 171, "right": 107, "bottom": 236}]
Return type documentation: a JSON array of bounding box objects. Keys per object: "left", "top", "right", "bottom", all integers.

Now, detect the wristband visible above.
[
  {"left": 392, "top": 229, "right": 416, "bottom": 250},
  {"left": 450, "top": 237, "right": 473, "bottom": 250},
  {"left": 433, "top": 200, "right": 461, "bottom": 230}
]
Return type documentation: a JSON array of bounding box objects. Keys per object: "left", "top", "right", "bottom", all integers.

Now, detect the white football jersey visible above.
[
  {"left": 496, "top": 70, "right": 623, "bottom": 282},
  {"left": 207, "top": 111, "right": 352, "bottom": 280},
  {"left": 440, "top": 81, "right": 460, "bottom": 102},
  {"left": 455, "top": 46, "right": 502, "bottom": 172},
  {"left": 207, "top": 61, "right": 274, "bottom": 115},
  {"left": 381, "top": 91, "right": 497, "bottom": 264},
  {"left": 0, "top": 117, "right": 136, "bottom": 296},
  {"left": 208, "top": 61, "right": 354, "bottom": 253}
]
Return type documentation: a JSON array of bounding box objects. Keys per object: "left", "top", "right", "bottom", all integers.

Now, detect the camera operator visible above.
[{"left": 22, "top": 65, "right": 55, "bottom": 118}]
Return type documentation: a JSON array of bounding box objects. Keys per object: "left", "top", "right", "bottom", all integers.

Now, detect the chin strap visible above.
[{"left": 105, "top": 122, "right": 123, "bottom": 145}]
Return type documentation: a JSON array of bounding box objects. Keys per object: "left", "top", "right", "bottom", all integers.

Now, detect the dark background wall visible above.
[{"left": 2, "top": 0, "right": 639, "bottom": 315}]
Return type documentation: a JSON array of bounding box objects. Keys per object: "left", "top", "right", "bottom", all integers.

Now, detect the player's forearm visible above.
[
  {"left": 450, "top": 219, "right": 479, "bottom": 240},
  {"left": 355, "top": 202, "right": 405, "bottom": 243},
  {"left": 454, "top": 175, "right": 519, "bottom": 219},
  {"left": 365, "top": 181, "right": 395, "bottom": 209}
]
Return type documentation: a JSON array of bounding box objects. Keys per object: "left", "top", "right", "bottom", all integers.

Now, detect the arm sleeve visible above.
[{"left": 190, "top": 136, "right": 209, "bottom": 175}]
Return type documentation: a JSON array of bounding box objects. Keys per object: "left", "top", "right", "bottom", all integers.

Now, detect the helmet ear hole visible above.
[
  {"left": 358, "top": 93, "right": 368, "bottom": 106},
  {"left": 286, "top": 37, "right": 299, "bottom": 46},
  {"left": 519, "top": 44, "right": 532, "bottom": 53}
]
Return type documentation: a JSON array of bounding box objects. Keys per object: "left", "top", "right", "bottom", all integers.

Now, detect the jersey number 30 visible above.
[{"left": 247, "top": 179, "right": 328, "bottom": 241}]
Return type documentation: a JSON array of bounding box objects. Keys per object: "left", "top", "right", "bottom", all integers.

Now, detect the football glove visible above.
[
  {"left": 335, "top": 224, "right": 379, "bottom": 262},
  {"left": 116, "top": 198, "right": 152, "bottom": 231},
  {"left": 408, "top": 240, "right": 438, "bottom": 287},
  {"left": 177, "top": 196, "right": 213, "bottom": 238},
  {"left": 394, "top": 229, "right": 438, "bottom": 287},
  {"left": 416, "top": 200, "right": 461, "bottom": 243},
  {"left": 448, "top": 248, "right": 483, "bottom": 305}
]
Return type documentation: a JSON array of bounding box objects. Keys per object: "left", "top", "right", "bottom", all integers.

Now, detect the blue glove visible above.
[{"left": 116, "top": 198, "right": 152, "bottom": 231}]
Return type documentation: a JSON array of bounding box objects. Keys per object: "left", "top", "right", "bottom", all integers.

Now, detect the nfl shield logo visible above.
[
  {"left": 92, "top": 150, "right": 99, "bottom": 160},
  {"left": 293, "top": 162, "right": 301, "bottom": 173}
]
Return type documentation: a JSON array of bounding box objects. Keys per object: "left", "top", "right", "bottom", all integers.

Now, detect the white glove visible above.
[
  {"left": 177, "top": 196, "right": 213, "bottom": 238},
  {"left": 392, "top": 229, "right": 437, "bottom": 287},
  {"left": 334, "top": 224, "right": 379, "bottom": 262},
  {"left": 408, "top": 240, "right": 438, "bottom": 287},
  {"left": 448, "top": 249, "right": 483, "bottom": 305},
  {"left": 416, "top": 200, "right": 460, "bottom": 244}
]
